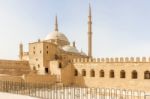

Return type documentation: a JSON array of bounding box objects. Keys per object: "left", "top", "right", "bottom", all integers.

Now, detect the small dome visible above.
[
  {"left": 62, "top": 45, "right": 79, "bottom": 53},
  {"left": 45, "top": 31, "right": 69, "bottom": 42},
  {"left": 80, "top": 51, "right": 87, "bottom": 56}
]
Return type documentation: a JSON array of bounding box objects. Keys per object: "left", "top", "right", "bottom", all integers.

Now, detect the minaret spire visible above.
[
  {"left": 89, "top": 3, "right": 91, "bottom": 17},
  {"left": 54, "top": 15, "right": 58, "bottom": 31},
  {"left": 88, "top": 3, "right": 92, "bottom": 58},
  {"left": 19, "top": 43, "right": 23, "bottom": 60}
]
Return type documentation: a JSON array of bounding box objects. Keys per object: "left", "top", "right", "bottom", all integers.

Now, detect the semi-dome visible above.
[
  {"left": 62, "top": 45, "right": 79, "bottom": 53},
  {"left": 45, "top": 31, "right": 69, "bottom": 42}
]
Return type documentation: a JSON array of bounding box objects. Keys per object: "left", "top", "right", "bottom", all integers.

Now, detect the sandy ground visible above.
[{"left": 0, "top": 92, "right": 39, "bottom": 99}]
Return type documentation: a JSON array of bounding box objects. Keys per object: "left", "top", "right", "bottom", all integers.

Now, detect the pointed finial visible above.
[
  {"left": 89, "top": 3, "right": 91, "bottom": 16},
  {"left": 54, "top": 15, "right": 58, "bottom": 31},
  {"left": 20, "top": 41, "right": 23, "bottom": 45}
]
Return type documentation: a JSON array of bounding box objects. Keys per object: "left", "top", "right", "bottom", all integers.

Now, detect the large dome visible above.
[
  {"left": 62, "top": 45, "right": 79, "bottom": 53},
  {"left": 45, "top": 31, "right": 69, "bottom": 42}
]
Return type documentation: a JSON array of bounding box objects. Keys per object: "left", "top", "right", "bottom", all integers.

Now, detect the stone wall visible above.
[
  {"left": 72, "top": 57, "right": 150, "bottom": 92},
  {"left": 61, "top": 63, "right": 74, "bottom": 85},
  {"left": 29, "top": 41, "right": 57, "bottom": 75},
  {"left": 73, "top": 57, "right": 150, "bottom": 63},
  {"left": 49, "top": 60, "right": 74, "bottom": 85},
  {"left": 0, "top": 75, "right": 23, "bottom": 82},
  {"left": 0, "top": 60, "right": 30, "bottom": 76},
  {"left": 25, "top": 73, "right": 57, "bottom": 84}
]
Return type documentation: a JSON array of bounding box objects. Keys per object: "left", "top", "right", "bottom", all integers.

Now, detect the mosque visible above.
[{"left": 0, "top": 4, "right": 150, "bottom": 92}]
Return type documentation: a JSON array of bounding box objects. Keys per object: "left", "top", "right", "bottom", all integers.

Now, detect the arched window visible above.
[
  {"left": 110, "top": 70, "right": 114, "bottom": 78},
  {"left": 45, "top": 68, "right": 48, "bottom": 73},
  {"left": 74, "top": 69, "right": 78, "bottom": 76},
  {"left": 82, "top": 69, "right": 86, "bottom": 76},
  {"left": 38, "top": 64, "right": 40, "bottom": 68},
  {"left": 90, "top": 69, "right": 95, "bottom": 77},
  {"left": 120, "top": 70, "right": 126, "bottom": 78},
  {"left": 144, "top": 71, "right": 150, "bottom": 79},
  {"left": 58, "top": 63, "right": 62, "bottom": 68},
  {"left": 132, "top": 70, "right": 138, "bottom": 79},
  {"left": 100, "top": 70, "right": 104, "bottom": 77}
]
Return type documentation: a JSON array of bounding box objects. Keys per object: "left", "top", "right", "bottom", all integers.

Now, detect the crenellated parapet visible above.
[{"left": 73, "top": 57, "right": 150, "bottom": 63}]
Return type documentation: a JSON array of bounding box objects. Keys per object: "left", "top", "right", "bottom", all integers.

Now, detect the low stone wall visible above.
[
  {"left": 0, "top": 60, "right": 30, "bottom": 76},
  {"left": 25, "top": 73, "right": 57, "bottom": 84},
  {"left": 0, "top": 75, "right": 23, "bottom": 82}
]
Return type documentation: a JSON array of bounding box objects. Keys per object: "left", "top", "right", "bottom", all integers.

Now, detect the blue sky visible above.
[{"left": 0, "top": 0, "right": 150, "bottom": 59}]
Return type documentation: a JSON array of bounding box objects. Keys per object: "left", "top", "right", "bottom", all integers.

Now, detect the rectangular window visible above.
[{"left": 45, "top": 68, "right": 48, "bottom": 73}]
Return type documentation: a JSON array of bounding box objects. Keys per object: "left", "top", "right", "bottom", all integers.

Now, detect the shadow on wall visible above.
[
  {"left": 60, "top": 63, "right": 86, "bottom": 87},
  {"left": 72, "top": 66, "right": 86, "bottom": 87}
]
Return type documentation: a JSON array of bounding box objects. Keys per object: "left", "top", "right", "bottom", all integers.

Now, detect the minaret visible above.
[
  {"left": 54, "top": 15, "right": 58, "bottom": 31},
  {"left": 54, "top": 15, "right": 59, "bottom": 44},
  {"left": 73, "top": 41, "right": 76, "bottom": 47},
  {"left": 88, "top": 4, "right": 92, "bottom": 58},
  {"left": 19, "top": 43, "right": 23, "bottom": 60}
]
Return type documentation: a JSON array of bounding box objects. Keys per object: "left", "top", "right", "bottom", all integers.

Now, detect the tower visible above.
[
  {"left": 54, "top": 15, "right": 59, "bottom": 44},
  {"left": 88, "top": 4, "right": 92, "bottom": 58},
  {"left": 19, "top": 43, "right": 23, "bottom": 60},
  {"left": 54, "top": 15, "right": 58, "bottom": 31}
]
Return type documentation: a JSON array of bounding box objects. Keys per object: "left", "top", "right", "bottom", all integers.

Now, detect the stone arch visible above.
[
  {"left": 144, "top": 71, "right": 150, "bottom": 79},
  {"left": 120, "top": 70, "right": 126, "bottom": 78},
  {"left": 74, "top": 69, "right": 78, "bottom": 76},
  {"left": 132, "top": 70, "right": 138, "bottom": 79},
  {"left": 110, "top": 70, "right": 114, "bottom": 78},
  {"left": 82, "top": 69, "right": 86, "bottom": 76},
  {"left": 100, "top": 70, "right": 104, "bottom": 77},
  {"left": 90, "top": 69, "right": 95, "bottom": 77}
]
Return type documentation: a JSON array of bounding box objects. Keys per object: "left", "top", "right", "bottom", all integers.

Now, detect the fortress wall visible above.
[
  {"left": 73, "top": 57, "right": 150, "bottom": 63},
  {"left": 0, "top": 60, "right": 30, "bottom": 76},
  {"left": 25, "top": 74, "right": 57, "bottom": 84},
  {"left": 0, "top": 60, "right": 30, "bottom": 68},
  {"left": 73, "top": 62, "right": 150, "bottom": 92},
  {"left": 61, "top": 63, "right": 74, "bottom": 85},
  {"left": 0, "top": 75, "right": 23, "bottom": 82}
]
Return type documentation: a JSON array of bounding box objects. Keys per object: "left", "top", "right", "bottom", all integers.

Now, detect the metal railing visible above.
[{"left": 0, "top": 80, "right": 146, "bottom": 99}]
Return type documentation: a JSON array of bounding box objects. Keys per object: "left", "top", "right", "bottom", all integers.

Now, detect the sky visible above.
[{"left": 0, "top": 0, "right": 150, "bottom": 59}]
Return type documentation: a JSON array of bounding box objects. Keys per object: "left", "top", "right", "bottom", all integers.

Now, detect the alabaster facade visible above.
[{"left": 0, "top": 5, "right": 150, "bottom": 92}]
